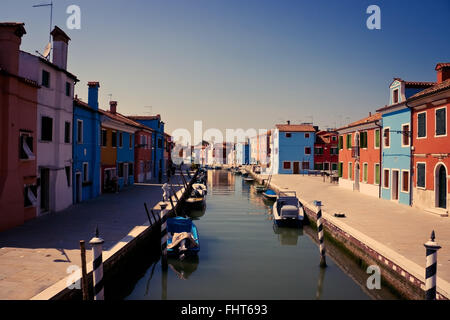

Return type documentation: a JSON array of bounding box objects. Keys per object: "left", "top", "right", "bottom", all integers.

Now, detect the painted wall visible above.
[
  {"left": 134, "top": 130, "right": 152, "bottom": 182},
  {"left": 116, "top": 131, "right": 135, "bottom": 188}
]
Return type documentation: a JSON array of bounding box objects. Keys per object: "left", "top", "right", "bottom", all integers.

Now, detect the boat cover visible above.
[
  {"left": 280, "top": 205, "right": 299, "bottom": 218},
  {"left": 167, "top": 232, "right": 198, "bottom": 249},
  {"left": 167, "top": 217, "right": 193, "bottom": 233}
]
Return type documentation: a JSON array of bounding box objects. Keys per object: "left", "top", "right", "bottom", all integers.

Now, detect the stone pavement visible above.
[
  {"left": 0, "top": 174, "right": 185, "bottom": 300},
  {"left": 263, "top": 174, "right": 450, "bottom": 287}
]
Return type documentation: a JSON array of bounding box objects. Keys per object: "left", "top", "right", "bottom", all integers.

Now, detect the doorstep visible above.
[{"left": 424, "top": 207, "right": 449, "bottom": 217}]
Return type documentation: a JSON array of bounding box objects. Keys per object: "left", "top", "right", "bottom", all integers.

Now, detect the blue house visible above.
[
  {"left": 236, "top": 141, "right": 250, "bottom": 165},
  {"left": 270, "top": 123, "right": 316, "bottom": 174},
  {"left": 128, "top": 115, "right": 165, "bottom": 182},
  {"left": 376, "top": 78, "right": 435, "bottom": 205},
  {"left": 72, "top": 82, "right": 101, "bottom": 203}
]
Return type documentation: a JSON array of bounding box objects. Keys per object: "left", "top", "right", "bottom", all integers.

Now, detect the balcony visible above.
[{"left": 351, "top": 146, "right": 360, "bottom": 159}]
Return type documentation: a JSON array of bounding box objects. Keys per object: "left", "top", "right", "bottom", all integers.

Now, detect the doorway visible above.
[
  {"left": 40, "top": 168, "right": 50, "bottom": 212},
  {"left": 392, "top": 170, "right": 399, "bottom": 201},
  {"left": 76, "top": 172, "right": 82, "bottom": 203},
  {"left": 436, "top": 164, "right": 447, "bottom": 209},
  {"left": 124, "top": 163, "right": 129, "bottom": 186},
  {"left": 293, "top": 162, "right": 300, "bottom": 174}
]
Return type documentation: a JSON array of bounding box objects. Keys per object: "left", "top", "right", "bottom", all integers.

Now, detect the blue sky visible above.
[{"left": 2, "top": 0, "right": 450, "bottom": 135}]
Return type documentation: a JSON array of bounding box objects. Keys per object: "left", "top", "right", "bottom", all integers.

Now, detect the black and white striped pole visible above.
[
  {"left": 89, "top": 227, "right": 105, "bottom": 300},
  {"left": 424, "top": 230, "right": 441, "bottom": 300},
  {"left": 314, "top": 200, "right": 327, "bottom": 268},
  {"left": 160, "top": 201, "right": 169, "bottom": 270}
]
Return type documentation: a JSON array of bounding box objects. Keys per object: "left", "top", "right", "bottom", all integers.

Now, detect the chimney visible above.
[
  {"left": 369, "top": 112, "right": 372, "bottom": 117},
  {"left": 110, "top": 101, "right": 117, "bottom": 114},
  {"left": 88, "top": 82, "right": 100, "bottom": 110},
  {"left": 0, "top": 23, "right": 26, "bottom": 75},
  {"left": 436, "top": 63, "right": 450, "bottom": 84},
  {"left": 50, "top": 26, "right": 70, "bottom": 70},
  {"left": 287, "top": 120, "right": 291, "bottom": 125}
]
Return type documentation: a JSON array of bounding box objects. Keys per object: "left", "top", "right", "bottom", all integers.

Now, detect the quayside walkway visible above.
[
  {"left": 262, "top": 174, "right": 450, "bottom": 296},
  {"left": 0, "top": 174, "right": 185, "bottom": 300}
]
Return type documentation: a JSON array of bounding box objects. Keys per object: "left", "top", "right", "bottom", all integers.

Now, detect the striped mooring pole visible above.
[
  {"left": 89, "top": 227, "right": 105, "bottom": 300},
  {"left": 424, "top": 230, "right": 441, "bottom": 300},
  {"left": 160, "top": 201, "right": 169, "bottom": 270},
  {"left": 314, "top": 200, "right": 327, "bottom": 268}
]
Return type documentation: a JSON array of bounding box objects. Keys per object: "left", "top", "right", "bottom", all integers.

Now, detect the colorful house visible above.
[
  {"left": 236, "top": 141, "right": 250, "bottom": 165},
  {"left": 0, "top": 23, "right": 39, "bottom": 231},
  {"left": 376, "top": 79, "right": 435, "bottom": 205},
  {"left": 72, "top": 82, "right": 101, "bottom": 203},
  {"left": 19, "top": 26, "right": 78, "bottom": 216},
  {"left": 337, "top": 113, "right": 382, "bottom": 197},
  {"left": 314, "top": 130, "right": 339, "bottom": 172},
  {"left": 258, "top": 131, "right": 271, "bottom": 170},
  {"left": 270, "top": 123, "right": 316, "bottom": 174},
  {"left": 134, "top": 126, "right": 153, "bottom": 183},
  {"left": 249, "top": 135, "right": 259, "bottom": 165},
  {"left": 409, "top": 63, "right": 450, "bottom": 215}
]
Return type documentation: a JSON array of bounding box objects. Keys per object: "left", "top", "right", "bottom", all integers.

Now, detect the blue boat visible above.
[
  {"left": 167, "top": 217, "right": 200, "bottom": 256},
  {"left": 263, "top": 189, "right": 277, "bottom": 200}
]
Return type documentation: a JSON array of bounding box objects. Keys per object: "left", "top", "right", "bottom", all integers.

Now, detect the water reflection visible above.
[
  {"left": 186, "top": 206, "right": 206, "bottom": 220},
  {"left": 273, "top": 224, "right": 303, "bottom": 246},
  {"left": 168, "top": 255, "right": 200, "bottom": 280}
]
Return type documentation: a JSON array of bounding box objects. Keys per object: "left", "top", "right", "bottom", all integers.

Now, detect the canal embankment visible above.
[{"left": 247, "top": 169, "right": 450, "bottom": 300}]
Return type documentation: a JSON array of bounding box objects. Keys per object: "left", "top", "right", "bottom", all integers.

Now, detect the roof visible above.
[
  {"left": 20, "top": 50, "right": 78, "bottom": 81},
  {"left": 336, "top": 113, "right": 382, "bottom": 131},
  {"left": 275, "top": 124, "right": 316, "bottom": 132},
  {"left": 408, "top": 78, "right": 450, "bottom": 101},
  {"left": 391, "top": 78, "right": 436, "bottom": 88},
  {"left": 128, "top": 115, "right": 161, "bottom": 121},
  {"left": 315, "top": 130, "right": 337, "bottom": 144},
  {"left": 99, "top": 108, "right": 154, "bottom": 132},
  {"left": 436, "top": 63, "right": 450, "bottom": 71}
]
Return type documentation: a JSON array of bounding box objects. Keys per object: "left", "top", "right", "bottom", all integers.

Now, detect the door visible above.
[
  {"left": 76, "top": 173, "right": 82, "bottom": 203},
  {"left": 438, "top": 165, "right": 447, "bottom": 209},
  {"left": 392, "top": 170, "right": 399, "bottom": 200},
  {"left": 124, "top": 163, "right": 129, "bottom": 186},
  {"left": 40, "top": 168, "right": 50, "bottom": 212},
  {"left": 354, "top": 163, "right": 360, "bottom": 191},
  {"left": 293, "top": 162, "right": 300, "bottom": 174}
]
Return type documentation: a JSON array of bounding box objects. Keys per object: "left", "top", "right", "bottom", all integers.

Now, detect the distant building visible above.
[
  {"left": 0, "top": 23, "right": 39, "bottom": 231},
  {"left": 72, "top": 82, "right": 101, "bottom": 203},
  {"left": 270, "top": 122, "right": 316, "bottom": 174},
  {"left": 314, "top": 130, "right": 339, "bottom": 172},
  {"left": 337, "top": 113, "right": 382, "bottom": 198},
  {"left": 236, "top": 141, "right": 250, "bottom": 165},
  {"left": 134, "top": 125, "right": 153, "bottom": 183}
]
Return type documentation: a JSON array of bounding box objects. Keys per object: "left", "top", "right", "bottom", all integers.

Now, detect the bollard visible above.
[
  {"left": 160, "top": 202, "right": 169, "bottom": 270},
  {"left": 424, "top": 230, "right": 441, "bottom": 300},
  {"left": 79, "top": 240, "right": 89, "bottom": 301},
  {"left": 89, "top": 227, "right": 105, "bottom": 300},
  {"left": 314, "top": 200, "right": 327, "bottom": 268}
]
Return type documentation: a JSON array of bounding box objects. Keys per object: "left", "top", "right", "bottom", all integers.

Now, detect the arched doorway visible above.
[{"left": 435, "top": 164, "right": 447, "bottom": 209}]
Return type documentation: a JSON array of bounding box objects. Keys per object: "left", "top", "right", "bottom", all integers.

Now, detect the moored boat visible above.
[
  {"left": 263, "top": 189, "right": 277, "bottom": 200},
  {"left": 167, "top": 217, "right": 200, "bottom": 258},
  {"left": 272, "top": 191, "right": 304, "bottom": 227}
]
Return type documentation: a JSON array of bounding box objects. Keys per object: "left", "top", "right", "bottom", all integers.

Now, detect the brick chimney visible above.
[
  {"left": 436, "top": 63, "right": 450, "bottom": 84},
  {"left": 110, "top": 101, "right": 117, "bottom": 114},
  {"left": 287, "top": 120, "right": 291, "bottom": 125},
  {"left": 0, "top": 23, "right": 26, "bottom": 75},
  {"left": 50, "top": 26, "right": 70, "bottom": 70},
  {"left": 88, "top": 82, "right": 100, "bottom": 110}
]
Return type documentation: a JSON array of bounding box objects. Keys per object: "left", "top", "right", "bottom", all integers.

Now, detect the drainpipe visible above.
[
  {"left": 375, "top": 120, "right": 383, "bottom": 199},
  {"left": 406, "top": 101, "right": 413, "bottom": 206}
]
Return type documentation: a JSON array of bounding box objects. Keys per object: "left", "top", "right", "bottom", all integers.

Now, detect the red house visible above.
[
  {"left": 409, "top": 63, "right": 450, "bottom": 215},
  {"left": 314, "top": 130, "right": 339, "bottom": 172},
  {"left": 134, "top": 127, "right": 153, "bottom": 183}
]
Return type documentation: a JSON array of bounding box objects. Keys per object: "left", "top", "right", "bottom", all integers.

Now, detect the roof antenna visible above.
[{"left": 32, "top": 1, "right": 53, "bottom": 43}]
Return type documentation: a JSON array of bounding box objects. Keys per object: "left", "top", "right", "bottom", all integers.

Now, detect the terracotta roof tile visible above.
[
  {"left": 337, "top": 113, "right": 381, "bottom": 131},
  {"left": 276, "top": 124, "right": 316, "bottom": 132},
  {"left": 436, "top": 63, "right": 450, "bottom": 71},
  {"left": 409, "top": 79, "right": 450, "bottom": 101}
]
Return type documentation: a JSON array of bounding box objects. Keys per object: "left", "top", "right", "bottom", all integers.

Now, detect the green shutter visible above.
[
  {"left": 363, "top": 164, "right": 368, "bottom": 182},
  {"left": 338, "top": 162, "right": 343, "bottom": 177},
  {"left": 375, "top": 164, "right": 380, "bottom": 184},
  {"left": 375, "top": 130, "right": 380, "bottom": 148},
  {"left": 338, "top": 136, "right": 343, "bottom": 149}
]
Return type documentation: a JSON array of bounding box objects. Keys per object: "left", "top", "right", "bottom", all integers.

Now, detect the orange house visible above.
[{"left": 337, "top": 113, "right": 382, "bottom": 198}]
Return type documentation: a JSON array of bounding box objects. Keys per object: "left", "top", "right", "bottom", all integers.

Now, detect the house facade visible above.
[
  {"left": 236, "top": 141, "right": 250, "bottom": 165},
  {"left": 72, "top": 82, "right": 101, "bottom": 203},
  {"left": 19, "top": 26, "right": 78, "bottom": 216},
  {"left": 314, "top": 130, "right": 339, "bottom": 172},
  {"left": 270, "top": 123, "right": 316, "bottom": 174},
  {"left": 0, "top": 23, "right": 39, "bottom": 231},
  {"left": 337, "top": 113, "right": 382, "bottom": 198},
  {"left": 409, "top": 63, "right": 450, "bottom": 215},
  {"left": 134, "top": 127, "right": 153, "bottom": 183}
]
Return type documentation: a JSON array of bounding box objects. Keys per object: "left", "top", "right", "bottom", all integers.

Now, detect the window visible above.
[
  {"left": 41, "top": 116, "right": 53, "bottom": 142},
  {"left": 417, "top": 112, "right": 426, "bottom": 138},
  {"left": 24, "top": 185, "right": 38, "bottom": 208},
  {"left": 77, "top": 120, "right": 83, "bottom": 144},
  {"left": 315, "top": 147, "right": 323, "bottom": 155},
  {"left": 315, "top": 163, "right": 323, "bottom": 170},
  {"left": 375, "top": 164, "right": 380, "bottom": 185},
  {"left": 360, "top": 131, "right": 368, "bottom": 148},
  {"left": 363, "top": 163, "right": 368, "bottom": 182},
  {"left": 338, "top": 136, "right": 344, "bottom": 150},
  {"left": 375, "top": 129, "right": 380, "bottom": 148},
  {"left": 65, "top": 166, "right": 71, "bottom": 187},
  {"left": 348, "top": 162, "right": 353, "bottom": 179},
  {"left": 83, "top": 163, "right": 89, "bottom": 183},
  {"left": 129, "top": 134, "right": 133, "bottom": 149},
  {"left": 332, "top": 136, "right": 337, "bottom": 142},
  {"left": 42, "top": 70, "right": 50, "bottom": 88},
  {"left": 383, "top": 128, "right": 390, "bottom": 147},
  {"left": 283, "top": 162, "right": 291, "bottom": 170},
  {"left": 64, "top": 122, "right": 71, "bottom": 143},
  {"left": 338, "top": 162, "right": 343, "bottom": 177},
  {"left": 158, "top": 138, "right": 162, "bottom": 148},
  {"left": 118, "top": 163, "right": 124, "bottom": 177},
  {"left": 101, "top": 129, "right": 107, "bottom": 147},
  {"left": 402, "top": 124, "right": 410, "bottom": 146},
  {"left": 436, "top": 108, "right": 446, "bottom": 136},
  {"left": 65, "top": 82, "right": 71, "bottom": 97},
  {"left": 119, "top": 132, "right": 123, "bottom": 148},
  {"left": 402, "top": 171, "right": 409, "bottom": 192},
  {"left": 383, "top": 169, "right": 390, "bottom": 188},
  {"left": 128, "top": 163, "right": 133, "bottom": 175},
  {"left": 346, "top": 134, "right": 352, "bottom": 149},
  {"left": 19, "top": 132, "right": 35, "bottom": 160},
  {"left": 330, "top": 147, "right": 338, "bottom": 155},
  {"left": 417, "top": 163, "right": 425, "bottom": 188},
  {"left": 332, "top": 163, "right": 338, "bottom": 171},
  {"left": 393, "top": 89, "right": 399, "bottom": 104},
  {"left": 302, "top": 162, "right": 310, "bottom": 170},
  {"left": 285, "top": 133, "right": 292, "bottom": 138},
  {"left": 305, "top": 147, "right": 311, "bottom": 155},
  {"left": 112, "top": 131, "right": 117, "bottom": 147},
  {"left": 305, "top": 133, "right": 310, "bottom": 138}
]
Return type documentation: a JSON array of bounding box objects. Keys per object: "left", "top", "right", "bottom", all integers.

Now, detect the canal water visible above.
[{"left": 124, "top": 170, "right": 397, "bottom": 300}]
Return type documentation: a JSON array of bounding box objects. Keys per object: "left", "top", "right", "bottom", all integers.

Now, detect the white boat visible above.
[{"left": 272, "top": 191, "right": 304, "bottom": 227}]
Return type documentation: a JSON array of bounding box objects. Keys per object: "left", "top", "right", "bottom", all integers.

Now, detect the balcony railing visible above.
[{"left": 351, "top": 146, "right": 360, "bottom": 159}]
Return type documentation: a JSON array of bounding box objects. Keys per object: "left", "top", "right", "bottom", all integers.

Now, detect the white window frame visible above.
[
  {"left": 83, "top": 162, "right": 89, "bottom": 183},
  {"left": 435, "top": 106, "right": 447, "bottom": 138},
  {"left": 282, "top": 161, "right": 292, "bottom": 171},
  {"left": 416, "top": 162, "right": 426, "bottom": 190},
  {"left": 383, "top": 127, "right": 391, "bottom": 149},
  {"left": 20, "top": 132, "right": 35, "bottom": 160},
  {"left": 374, "top": 163, "right": 381, "bottom": 185},
  {"left": 391, "top": 169, "right": 400, "bottom": 200},
  {"left": 401, "top": 123, "right": 411, "bottom": 147},
  {"left": 401, "top": 169, "right": 410, "bottom": 193},
  {"left": 77, "top": 120, "right": 83, "bottom": 144},
  {"left": 383, "top": 168, "right": 390, "bottom": 189},
  {"left": 417, "top": 111, "right": 427, "bottom": 139}
]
